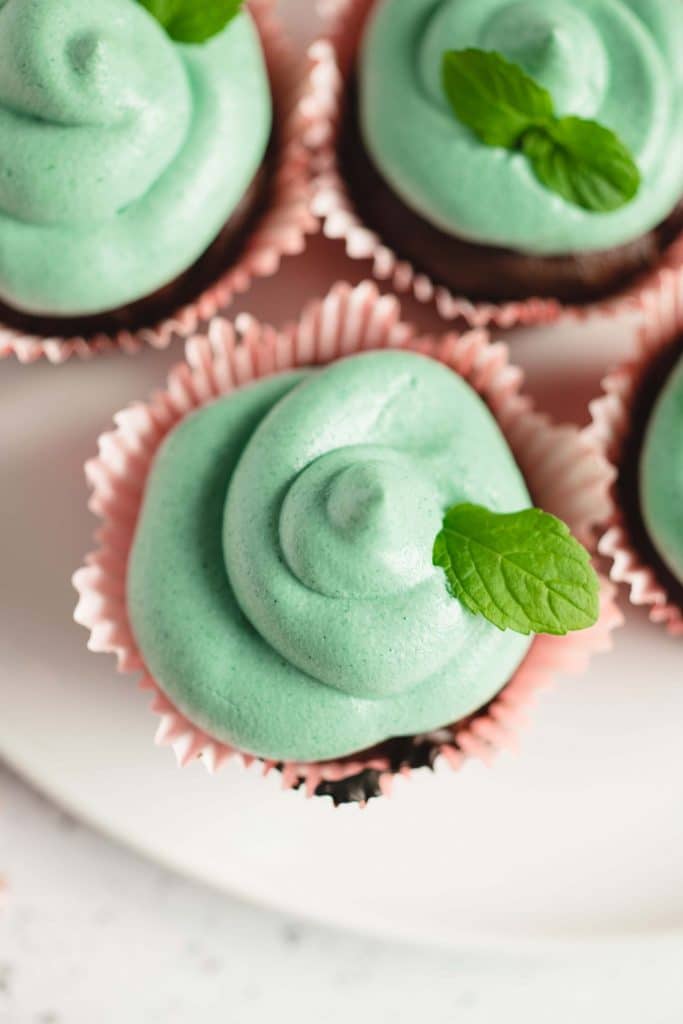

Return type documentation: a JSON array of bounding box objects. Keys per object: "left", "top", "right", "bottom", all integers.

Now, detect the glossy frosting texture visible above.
[
  {"left": 128, "top": 352, "right": 533, "bottom": 763},
  {"left": 359, "top": 0, "right": 683, "bottom": 254},
  {"left": 0, "top": 0, "right": 271, "bottom": 316},
  {"left": 640, "top": 349, "right": 683, "bottom": 584}
]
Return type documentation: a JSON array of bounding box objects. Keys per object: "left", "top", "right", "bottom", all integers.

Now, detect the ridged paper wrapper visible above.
[{"left": 588, "top": 263, "right": 683, "bottom": 636}]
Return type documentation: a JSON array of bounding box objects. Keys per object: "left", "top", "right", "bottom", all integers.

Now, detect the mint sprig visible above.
[
  {"left": 442, "top": 48, "right": 640, "bottom": 213},
  {"left": 433, "top": 503, "right": 600, "bottom": 636},
  {"left": 521, "top": 117, "right": 642, "bottom": 213},
  {"left": 139, "top": 0, "right": 243, "bottom": 44}
]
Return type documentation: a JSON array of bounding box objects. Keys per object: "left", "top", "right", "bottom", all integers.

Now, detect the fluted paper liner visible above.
[
  {"left": 306, "top": 0, "right": 683, "bottom": 330},
  {"left": 588, "top": 263, "right": 683, "bottom": 636},
  {"left": 0, "top": 0, "right": 318, "bottom": 366},
  {"left": 74, "top": 280, "right": 621, "bottom": 801}
]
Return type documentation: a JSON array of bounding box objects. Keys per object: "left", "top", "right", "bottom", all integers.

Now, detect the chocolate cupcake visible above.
[
  {"left": 309, "top": 0, "right": 683, "bottom": 326},
  {"left": 73, "top": 282, "right": 620, "bottom": 804},
  {"left": 590, "top": 273, "right": 683, "bottom": 636},
  {"left": 0, "top": 0, "right": 315, "bottom": 363}
]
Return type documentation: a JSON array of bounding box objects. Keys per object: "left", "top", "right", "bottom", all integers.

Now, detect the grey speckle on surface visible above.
[{"left": 0, "top": 962, "right": 11, "bottom": 995}]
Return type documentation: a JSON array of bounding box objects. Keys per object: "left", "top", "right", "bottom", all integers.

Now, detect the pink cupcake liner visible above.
[
  {"left": 0, "top": 0, "right": 318, "bottom": 366},
  {"left": 73, "top": 279, "right": 621, "bottom": 800},
  {"left": 588, "top": 262, "right": 683, "bottom": 636},
  {"left": 306, "top": 0, "right": 683, "bottom": 330}
]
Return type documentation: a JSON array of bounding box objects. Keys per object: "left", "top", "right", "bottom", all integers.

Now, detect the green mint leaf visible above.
[
  {"left": 521, "top": 117, "right": 642, "bottom": 213},
  {"left": 441, "top": 48, "right": 641, "bottom": 212},
  {"left": 139, "top": 0, "right": 243, "bottom": 43},
  {"left": 433, "top": 504, "right": 600, "bottom": 636},
  {"left": 442, "top": 48, "right": 554, "bottom": 149}
]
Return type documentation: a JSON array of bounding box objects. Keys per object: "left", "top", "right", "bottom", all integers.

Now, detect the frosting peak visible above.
[
  {"left": 279, "top": 447, "right": 440, "bottom": 601},
  {"left": 0, "top": 0, "right": 190, "bottom": 225},
  {"left": 479, "top": 2, "right": 607, "bottom": 114}
]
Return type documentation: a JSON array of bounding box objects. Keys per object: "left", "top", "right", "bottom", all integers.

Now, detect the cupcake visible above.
[
  {"left": 589, "top": 270, "right": 683, "bottom": 635},
  {"left": 0, "top": 0, "right": 315, "bottom": 363},
  {"left": 73, "top": 282, "right": 620, "bottom": 804},
  {"left": 309, "top": 0, "right": 683, "bottom": 326}
]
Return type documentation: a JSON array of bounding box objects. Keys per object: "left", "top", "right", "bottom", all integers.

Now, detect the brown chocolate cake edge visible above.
[{"left": 339, "top": 77, "right": 683, "bottom": 306}]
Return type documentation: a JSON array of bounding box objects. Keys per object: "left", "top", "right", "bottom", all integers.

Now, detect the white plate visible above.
[{"left": 2, "top": 243, "right": 683, "bottom": 951}]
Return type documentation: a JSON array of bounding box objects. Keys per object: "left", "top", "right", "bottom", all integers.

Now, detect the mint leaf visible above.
[
  {"left": 441, "top": 48, "right": 641, "bottom": 213},
  {"left": 433, "top": 504, "right": 600, "bottom": 636},
  {"left": 139, "top": 0, "right": 243, "bottom": 43},
  {"left": 442, "top": 49, "right": 554, "bottom": 149},
  {"left": 521, "top": 117, "right": 641, "bottom": 213}
]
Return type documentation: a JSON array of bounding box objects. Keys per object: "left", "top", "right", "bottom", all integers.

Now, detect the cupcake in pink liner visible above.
[
  {"left": 307, "top": 0, "right": 683, "bottom": 330},
  {"left": 73, "top": 280, "right": 621, "bottom": 805},
  {"left": 0, "top": 0, "right": 317, "bottom": 366},
  {"left": 588, "top": 263, "right": 683, "bottom": 637}
]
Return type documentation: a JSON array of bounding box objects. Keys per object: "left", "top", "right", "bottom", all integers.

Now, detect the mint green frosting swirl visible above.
[
  {"left": 640, "top": 349, "right": 683, "bottom": 585},
  {"left": 359, "top": 0, "right": 683, "bottom": 254},
  {"left": 0, "top": 0, "right": 271, "bottom": 316},
  {"left": 128, "top": 352, "right": 533, "bottom": 763}
]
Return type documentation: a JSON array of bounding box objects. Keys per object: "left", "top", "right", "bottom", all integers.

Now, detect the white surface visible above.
[
  {"left": 3, "top": 766, "right": 683, "bottom": 1024},
  {"left": 1, "top": 239, "right": 683, "bottom": 953}
]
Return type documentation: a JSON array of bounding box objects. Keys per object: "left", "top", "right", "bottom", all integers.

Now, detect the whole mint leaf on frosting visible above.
[
  {"left": 139, "top": 0, "right": 243, "bottom": 43},
  {"left": 441, "top": 48, "right": 641, "bottom": 213},
  {"left": 442, "top": 48, "right": 553, "bottom": 148},
  {"left": 433, "top": 504, "right": 600, "bottom": 636},
  {"left": 521, "top": 117, "right": 641, "bottom": 213}
]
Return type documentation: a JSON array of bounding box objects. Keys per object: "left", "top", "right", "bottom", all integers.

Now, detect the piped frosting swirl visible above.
[
  {"left": 0, "top": 0, "right": 271, "bottom": 316},
  {"left": 128, "top": 351, "right": 533, "bottom": 762}
]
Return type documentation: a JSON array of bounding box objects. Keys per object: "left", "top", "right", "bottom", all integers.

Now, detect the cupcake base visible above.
[
  {"left": 340, "top": 79, "right": 683, "bottom": 306},
  {"left": 291, "top": 719, "right": 482, "bottom": 805},
  {"left": 0, "top": 162, "right": 271, "bottom": 340},
  {"left": 611, "top": 336, "right": 683, "bottom": 614},
  {"left": 299, "top": 736, "right": 444, "bottom": 805},
  {"left": 0, "top": 0, "right": 318, "bottom": 364},
  {"left": 73, "top": 281, "right": 620, "bottom": 804}
]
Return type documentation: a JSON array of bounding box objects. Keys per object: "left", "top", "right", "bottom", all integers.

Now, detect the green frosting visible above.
[
  {"left": 359, "top": 0, "right": 683, "bottom": 254},
  {"left": 128, "top": 352, "right": 533, "bottom": 763},
  {"left": 640, "top": 349, "right": 683, "bottom": 585},
  {"left": 0, "top": 0, "right": 271, "bottom": 316}
]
